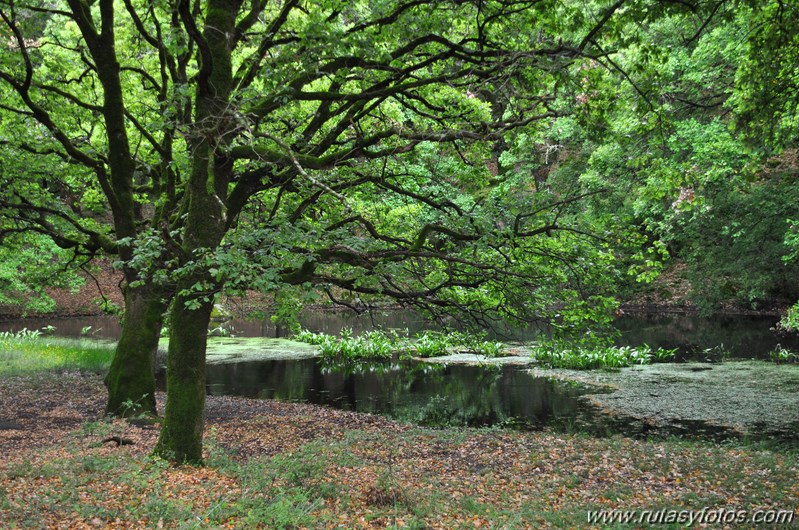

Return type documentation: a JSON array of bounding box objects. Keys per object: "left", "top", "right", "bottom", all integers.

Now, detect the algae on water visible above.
[
  {"left": 533, "top": 361, "right": 799, "bottom": 439},
  {"left": 205, "top": 337, "right": 320, "bottom": 363},
  {"left": 419, "top": 353, "right": 533, "bottom": 366},
  {"left": 157, "top": 337, "right": 320, "bottom": 364}
]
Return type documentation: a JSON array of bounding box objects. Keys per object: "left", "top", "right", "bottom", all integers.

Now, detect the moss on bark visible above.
[
  {"left": 152, "top": 0, "right": 242, "bottom": 464},
  {"left": 153, "top": 295, "right": 213, "bottom": 464},
  {"left": 104, "top": 286, "right": 167, "bottom": 416}
]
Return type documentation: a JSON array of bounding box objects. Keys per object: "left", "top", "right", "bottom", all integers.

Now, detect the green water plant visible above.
[
  {"left": 776, "top": 304, "right": 799, "bottom": 335},
  {"left": 0, "top": 328, "right": 42, "bottom": 340},
  {"left": 307, "top": 328, "right": 399, "bottom": 361},
  {"left": 769, "top": 345, "right": 799, "bottom": 364},
  {"left": 701, "top": 344, "right": 731, "bottom": 362},
  {"left": 293, "top": 329, "right": 330, "bottom": 346},
  {"left": 531, "top": 341, "right": 676, "bottom": 370},
  {"left": 293, "top": 328, "right": 507, "bottom": 361},
  {"left": 412, "top": 331, "right": 453, "bottom": 358},
  {"left": 460, "top": 332, "right": 506, "bottom": 357}
]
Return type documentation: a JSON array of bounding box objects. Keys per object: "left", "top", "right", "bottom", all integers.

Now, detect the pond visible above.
[
  {"left": 3, "top": 311, "right": 798, "bottom": 444},
  {"left": 3, "top": 310, "right": 797, "bottom": 359},
  {"left": 193, "top": 359, "right": 598, "bottom": 431}
]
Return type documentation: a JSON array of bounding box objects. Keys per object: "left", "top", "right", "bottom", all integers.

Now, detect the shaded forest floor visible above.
[{"left": 1, "top": 372, "right": 797, "bottom": 528}]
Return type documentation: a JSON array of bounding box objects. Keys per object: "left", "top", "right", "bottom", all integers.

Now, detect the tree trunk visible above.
[
  {"left": 152, "top": 0, "right": 241, "bottom": 464},
  {"left": 104, "top": 286, "right": 167, "bottom": 416},
  {"left": 152, "top": 292, "right": 213, "bottom": 463}
]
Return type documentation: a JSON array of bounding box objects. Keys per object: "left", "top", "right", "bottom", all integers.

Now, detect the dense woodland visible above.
[{"left": 1, "top": 0, "right": 798, "bottom": 462}]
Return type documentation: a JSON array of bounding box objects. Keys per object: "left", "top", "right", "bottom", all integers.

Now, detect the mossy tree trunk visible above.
[
  {"left": 152, "top": 292, "right": 214, "bottom": 463},
  {"left": 66, "top": 4, "right": 170, "bottom": 418},
  {"left": 153, "top": 0, "right": 241, "bottom": 464},
  {"left": 104, "top": 284, "right": 167, "bottom": 416}
]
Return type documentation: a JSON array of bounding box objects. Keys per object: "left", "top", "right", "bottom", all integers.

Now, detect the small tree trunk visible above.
[
  {"left": 153, "top": 291, "right": 213, "bottom": 464},
  {"left": 104, "top": 286, "right": 167, "bottom": 416}
]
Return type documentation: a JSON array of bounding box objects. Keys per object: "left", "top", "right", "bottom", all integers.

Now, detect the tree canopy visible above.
[{"left": 2, "top": 0, "right": 798, "bottom": 462}]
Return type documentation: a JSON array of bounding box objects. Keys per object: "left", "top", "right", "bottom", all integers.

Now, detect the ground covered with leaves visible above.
[{"left": 1, "top": 372, "right": 797, "bottom": 529}]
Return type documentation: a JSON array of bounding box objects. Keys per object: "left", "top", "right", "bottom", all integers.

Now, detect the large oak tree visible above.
[{"left": 1, "top": 0, "right": 638, "bottom": 462}]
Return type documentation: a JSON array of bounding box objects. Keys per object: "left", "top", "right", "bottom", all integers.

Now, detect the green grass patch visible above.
[{"left": 0, "top": 329, "right": 115, "bottom": 375}]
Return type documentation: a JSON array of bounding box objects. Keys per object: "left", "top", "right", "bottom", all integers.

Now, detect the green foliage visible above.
[
  {"left": 293, "top": 328, "right": 508, "bottom": 361},
  {"left": 701, "top": 344, "right": 731, "bottom": 363},
  {"left": 269, "top": 287, "right": 307, "bottom": 335},
  {"left": 675, "top": 177, "right": 799, "bottom": 311},
  {"left": 530, "top": 340, "right": 676, "bottom": 370},
  {"left": 769, "top": 345, "right": 798, "bottom": 365},
  {"left": 539, "top": 2, "right": 799, "bottom": 315},
  {"left": 8, "top": 0, "right": 797, "bottom": 462},
  {"left": 292, "top": 329, "right": 329, "bottom": 346},
  {"left": 415, "top": 330, "right": 506, "bottom": 358},
  {"left": 411, "top": 331, "right": 452, "bottom": 358},
  {"left": 0, "top": 233, "right": 84, "bottom": 315},
  {"left": 731, "top": 1, "right": 799, "bottom": 149},
  {"left": 300, "top": 328, "right": 402, "bottom": 361},
  {"left": 777, "top": 303, "right": 799, "bottom": 334}
]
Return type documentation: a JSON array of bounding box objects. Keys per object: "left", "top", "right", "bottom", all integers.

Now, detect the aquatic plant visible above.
[
  {"left": 777, "top": 303, "right": 799, "bottom": 334},
  {"left": 769, "top": 345, "right": 798, "bottom": 364},
  {"left": 0, "top": 328, "right": 43, "bottom": 340},
  {"left": 301, "top": 329, "right": 398, "bottom": 361},
  {"left": 462, "top": 332, "right": 505, "bottom": 357},
  {"left": 471, "top": 340, "right": 505, "bottom": 357},
  {"left": 208, "top": 325, "right": 233, "bottom": 337},
  {"left": 530, "top": 342, "right": 677, "bottom": 370},
  {"left": 412, "top": 331, "right": 452, "bottom": 357},
  {"left": 360, "top": 330, "right": 401, "bottom": 358},
  {"left": 293, "top": 329, "right": 329, "bottom": 346},
  {"left": 293, "top": 328, "right": 507, "bottom": 361},
  {"left": 701, "top": 344, "right": 731, "bottom": 362},
  {"left": 316, "top": 335, "right": 342, "bottom": 358}
]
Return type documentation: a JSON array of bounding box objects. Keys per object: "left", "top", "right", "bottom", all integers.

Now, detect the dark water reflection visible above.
[
  {"left": 0, "top": 315, "right": 123, "bottom": 338},
  {"left": 614, "top": 313, "right": 799, "bottom": 359},
  {"left": 188, "top": 359, "right": 595, "bottom": 430}
]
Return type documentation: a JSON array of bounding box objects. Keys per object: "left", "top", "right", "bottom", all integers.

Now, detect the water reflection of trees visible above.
[
  {"left": 205, "top": 360, "right": 588, "bottom": 430},
  {"left": 614, "top": 314, "right": 799, "bottom": 358}
]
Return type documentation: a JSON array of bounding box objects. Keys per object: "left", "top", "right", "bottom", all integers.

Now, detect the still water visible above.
[
  {"left": 198, "top": 359, "right": 597, "bottom": 431},
  {"left": 2, "top": 311, "right": 797, "bottom": 438}
]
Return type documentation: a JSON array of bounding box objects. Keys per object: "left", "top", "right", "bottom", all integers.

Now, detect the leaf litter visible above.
[{"left": 0, "top": 372, "right": 797, "bottom": 528}]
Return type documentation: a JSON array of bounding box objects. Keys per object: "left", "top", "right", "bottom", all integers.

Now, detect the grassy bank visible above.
[
  {"left": 1, "top": 371, "right": 797, "bottom": 528},
  {"left": 0, "top": 329, "right": 115, "bottom": 375}
]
